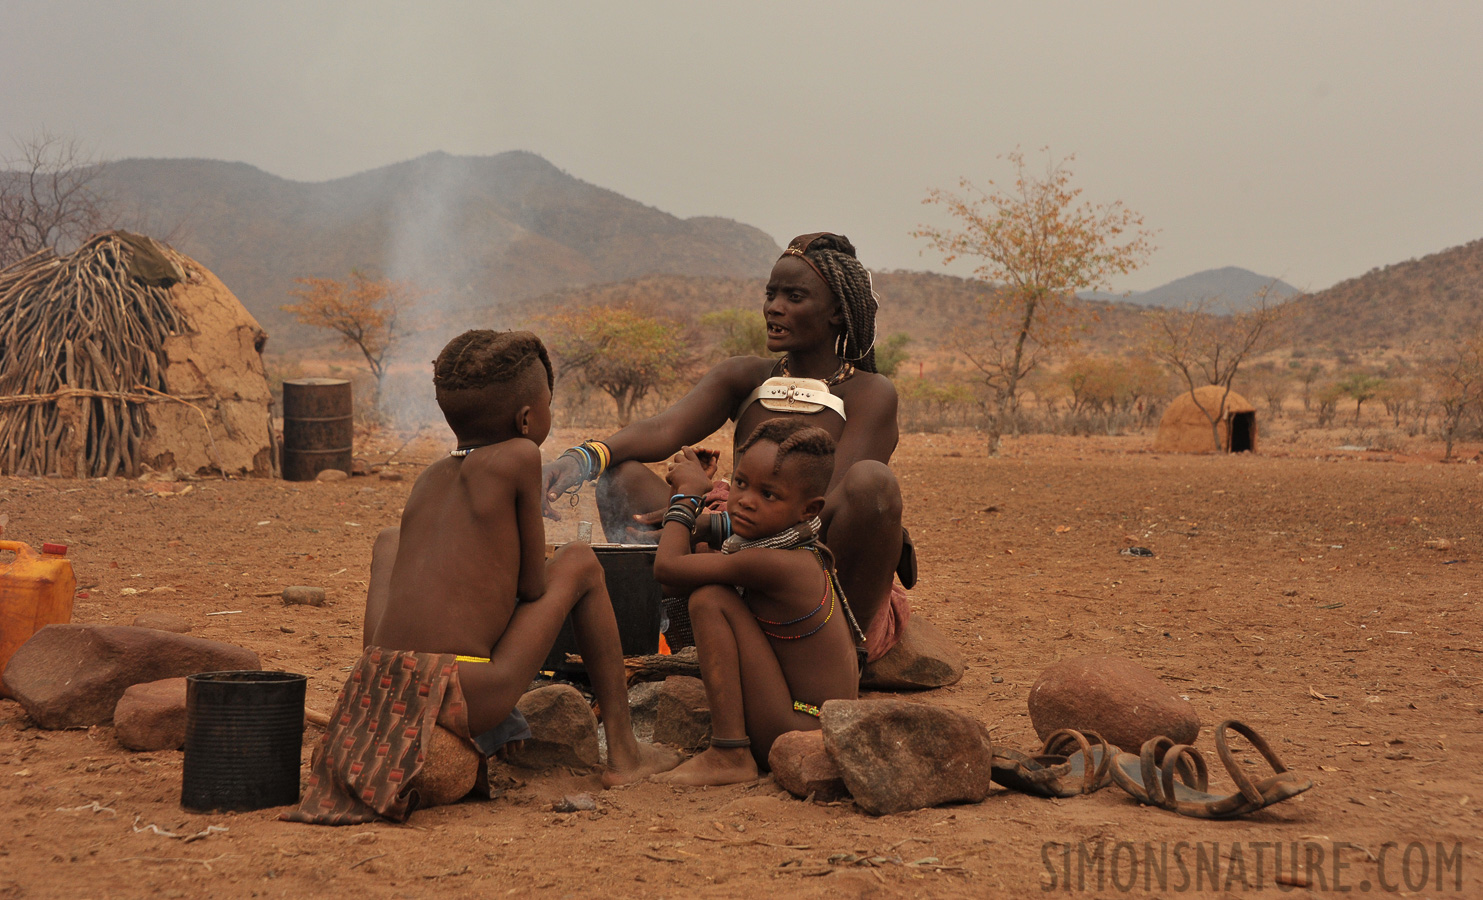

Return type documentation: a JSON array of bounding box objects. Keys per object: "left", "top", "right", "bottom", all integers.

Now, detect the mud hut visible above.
[
  {"left": 0, "top": 232, "right": 276, "bottom": 477},
  {"left": 1153, "top": 385, "right": 1257, "bottom": 453}
]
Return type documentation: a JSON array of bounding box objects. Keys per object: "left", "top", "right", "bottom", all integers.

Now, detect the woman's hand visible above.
[
  {"left": 665, "top": 447, "right": 714, "bottom": 497},
  {"left": 540, "top": 455, "right": 584, "bottom": 520}
]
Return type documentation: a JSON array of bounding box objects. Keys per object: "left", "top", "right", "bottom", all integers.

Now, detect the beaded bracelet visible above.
[
  {"left": 561, "top": 440, "right": 612, "bottom": 482},
  {"left": 662, "top": 500, "right": 700, "bottom": 530}
]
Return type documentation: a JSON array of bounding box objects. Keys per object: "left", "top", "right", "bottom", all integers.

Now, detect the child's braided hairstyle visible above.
[
  {"left": 737, "top": 417, "right": 836, "bottom": 496},
  {"left": 785, "top": 233, "right": 880, "bottom": 373},
  {"left": 433, "top": 330, "right": 553, "bottom": 393}
]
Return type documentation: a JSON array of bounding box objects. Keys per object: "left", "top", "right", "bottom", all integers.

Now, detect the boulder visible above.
[
  {"left": 1028, "top": 655, "right": 1199, "bottom": 752},
  {"left": 114, "top": 677, "right": 188, "bottom": 751},
  {"left": 131, "top": 613, "right": 192, "bottom": 634},
  {"left": 2, "top": 625, "right": 260, "bottom": 729},
  {"left": 281, "top": 586, "right": 326, "bottom": 607},
  {"left": 503, "top": 685, "right": 600, "bottom": 770},
  {"left": 407, "top": 725, "right": 480, "bottom": 807},
  {"left": 859, "top": 614, "right": 965, "bottom": 690},
  {"left": 768, "top": 729, "right": 848, "bottom": 801},
  {"left": 652, "top": 676, "right": 711, "bottom": 750},
  {"left": 821, "top": 698, "right": 995, "bottom": 816}
]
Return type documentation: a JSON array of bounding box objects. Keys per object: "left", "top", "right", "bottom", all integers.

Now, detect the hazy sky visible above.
[{"left": 4, "top": 1, "right": 1481, "bottom": 292}]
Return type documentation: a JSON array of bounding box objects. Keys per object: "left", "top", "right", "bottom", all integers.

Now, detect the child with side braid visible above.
[{"left": 651, "top": 419, "right": 863, "bottom": 786}]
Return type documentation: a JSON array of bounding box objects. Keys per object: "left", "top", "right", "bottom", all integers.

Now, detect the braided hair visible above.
[
  {"left": 433, "top": 329, "right": 553, "bottom": 393},
  {"left": 737, "top": 418, "right": 836, "bottom": 496},
  {"left": 783, "top": 232, "right": 880, "bottom": 373}
]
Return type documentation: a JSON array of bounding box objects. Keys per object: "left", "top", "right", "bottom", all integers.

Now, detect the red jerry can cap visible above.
[{"left": 41, "top": 543, "right": 69, "bottom": 556}]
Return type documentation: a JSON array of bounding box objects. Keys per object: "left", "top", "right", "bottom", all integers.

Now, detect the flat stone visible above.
[
  {"left": 316, "top": 469, "right": 349, "bottom": 482},
  {"left": 281, "top": 586, "right": 326, "bottom": 607},
  {"left": 768, "top": 729, "right": 848, "bottom": 801},
  {"left": 503, "top": 684, "right": 600, "bottom": 770},
  {"left": 114, "top": 677, "right": 187, "bottom": 751},
  {"left": 821, "top": 698, "right": 995, "bottom": 816},
  {"left": 652, "top": 675, "right": 711, "bottom": 750},
  {"left": 859, "top": 613, "right": 965, "bottom": 690},
  {"left": 2, "top": 625, "right": 260, "bottom": 729},
  {"left": 1028, "top": 655, "right": 1200, "bottom": 753},
  {"left": 377, "top": 470, "right": 405, "bottom": 482},
  {"left": 131, "top": 612, "right": 192, "bottom": 634}
]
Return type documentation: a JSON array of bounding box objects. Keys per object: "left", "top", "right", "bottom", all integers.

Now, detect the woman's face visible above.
[{"left": 763, "top": 256, "right": 841, "bottom": 355}]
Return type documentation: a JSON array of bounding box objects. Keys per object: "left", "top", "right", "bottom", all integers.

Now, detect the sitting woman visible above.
[{"left": 541, "top": 232, "right": 912, "bottom": 658}]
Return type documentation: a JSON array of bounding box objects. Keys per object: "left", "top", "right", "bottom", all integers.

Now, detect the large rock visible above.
[
  {"left": 860, "top": 614, "right": 965, "bottom": 690},
  {"left": 1028, "top": 655, "right": 1199, "bottom": 752},
  {"left": 503, "top": 684, "right": 600, "bottom": 770},
  {"left": 114, "top": 677, "right": 188, "bottom": 751},
  {"left": 769, "top": 729, "right": 848, "bottom": 801},
  {"left": 653, "top": 676, "right": 711, "bottom": 750},
  {"left": 821, "top": 698, "right": 994, "bottom": 816},
  {"left": 2, "top": 625, "right": 260, "bottom": 729},
  {"left": 408, "top": 725, "right": 480, "bottom": 807}
]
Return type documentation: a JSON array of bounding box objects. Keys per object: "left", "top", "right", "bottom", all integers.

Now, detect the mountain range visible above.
[{"left": 70, "top": 152, "right": 1483, "bottom": 354}]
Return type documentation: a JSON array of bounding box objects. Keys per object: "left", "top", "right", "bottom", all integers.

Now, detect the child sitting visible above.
[
  {"left": 651, "top": 418, "right": 864, "bottom": 786},
  {"left": 366, "top": 329, "right": 677, "bottom": 786}
]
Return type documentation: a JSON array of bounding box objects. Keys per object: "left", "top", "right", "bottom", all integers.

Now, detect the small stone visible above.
[
  {"left": 131, "top": 613, "right": 192, "bottom": 634},
  {"left": 280, "top": 626, "right": 295, "bottom": 634},
  {"left": 282, "top": 586, "right": 326, "bottom": 607},
  {"left": 378, "top": 470, "right": 405, "bottom": 482},
  {"left": 653, "top": 676, "right": 711, "bottom": 750},
  {"left": 991, "top": 676, "right": 1004, "bottom": 684},
  {"left": 821, "top": 698, "right": 995, "bottom": 816},
  {"left": 316, "top": 469, "right": 349, "bottom": 483},
  {"left": 2, "top": 625, "right": 260, "bottom": 729},
  {"left": 350, "top": 458, "right": 373, "bottom": 477},
  {"left": 551, "top": 793, "right": 597, "bottom": 812},
  {"left": 1028, "top": 655, "right": 1200, "bottom": 753},
  {"left": 114, "top": 677, "right": 188, "bottom": 751},
  {"left": 768, "top": 730, "right": 848, "bottom": 801},
  {"left": 503, "top": 684, "right": 600, "bottom": 770},
  {"left": 860, "top": 614, "right": 965, "bottom": 690}
]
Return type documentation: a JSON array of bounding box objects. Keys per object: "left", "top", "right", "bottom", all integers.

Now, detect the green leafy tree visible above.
[
  {"left": 544, "top": 305, "right": 694, "bottom": 425},
  {"left": 1336, "top": 372, "right": 1385, "bottom": 425},
  {"left": 699, "top": 308, "right": 769, "bottom": 360},
  {"left": 874, "top": 333, "right": 913, "bottom": 378}
]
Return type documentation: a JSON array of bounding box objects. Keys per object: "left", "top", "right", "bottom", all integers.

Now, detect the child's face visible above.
[
  {"left": 763, "top": 256, "right": 841, "bottom": 355},
  {"left": 727, "top": 441, "right": 818, "bottom": 540}
]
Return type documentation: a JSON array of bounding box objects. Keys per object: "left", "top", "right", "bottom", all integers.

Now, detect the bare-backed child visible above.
[
  {"left": 367, "top": 329, "right": 678, "bottom": 785},
  {"left": 651, "top": 419, "right": 862, "bottom": 786}
]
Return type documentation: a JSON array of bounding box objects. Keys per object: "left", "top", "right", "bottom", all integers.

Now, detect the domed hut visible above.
[
  {"left": 0, "top": 232, "right": 276, "bottom": 477},
  {"left": 1153, "top": 385, "right": 1257, "bottom": 453}
]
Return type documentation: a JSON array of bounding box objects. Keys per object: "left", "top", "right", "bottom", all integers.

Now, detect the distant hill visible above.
[
  {"left": 94, "top": 152, "right": 781, "bottom": 346},
  {"left": 1082, "top": 267, "right": 1298, "bottom": 311},
  {"left": 1283, "top": 238, "right": 1483, "bottom": 350}
]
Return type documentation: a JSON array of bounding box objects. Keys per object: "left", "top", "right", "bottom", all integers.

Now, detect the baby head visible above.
[
  {"left": 433, "top": 330, "right": 554, "bottom": 447},
  {"left": 728, "top": 418, "right": 836, "bottom": 540}
]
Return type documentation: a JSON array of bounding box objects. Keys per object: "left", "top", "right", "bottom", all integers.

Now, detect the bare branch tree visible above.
[
  {"left": 1146, "top": 287, "right": 1287, "bottom": 451},
  {"left": 0, "top": 131, "right": 113, "bottom": 268}
]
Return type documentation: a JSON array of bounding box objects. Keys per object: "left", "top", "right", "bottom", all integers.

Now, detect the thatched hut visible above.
[
  {"left": 1154, "top": 385, "right": 1257, "bottom": 453},
  {"left": 0, "top": 232, "right": 276, "bottom": 477}
]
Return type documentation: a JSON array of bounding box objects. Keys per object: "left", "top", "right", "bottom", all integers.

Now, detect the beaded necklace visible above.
[{"left": 776, "top": 356, "right": 855, "bottom": 387}]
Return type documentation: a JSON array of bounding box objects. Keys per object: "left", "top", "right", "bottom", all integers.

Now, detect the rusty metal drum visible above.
[{"left": 281, "top": 378, "right": 353, "bottom": 481}]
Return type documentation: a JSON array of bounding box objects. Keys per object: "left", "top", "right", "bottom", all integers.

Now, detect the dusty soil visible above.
[{"left": 2, "top": 426, "right": 1480, "bottom": 899}]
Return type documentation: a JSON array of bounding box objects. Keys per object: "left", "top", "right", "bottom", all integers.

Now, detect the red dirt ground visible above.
[{"left": 1, "top": 427, "right": 1480, "bottom": 899}]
